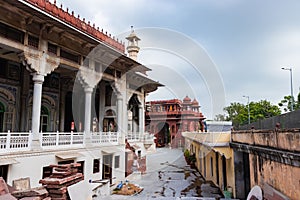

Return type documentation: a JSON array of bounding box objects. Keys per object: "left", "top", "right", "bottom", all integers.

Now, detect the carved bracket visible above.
[
  {"left": 111, "top": 80, "right": 125, "bottom": 96},
  {"left": 77, "top": 66, "right": 102, "bottom": 90},
  {"left": 18, "top": 47, "right": 60, "bottom": 76}
]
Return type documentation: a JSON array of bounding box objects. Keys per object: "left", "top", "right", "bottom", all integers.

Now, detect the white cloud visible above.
[{"left": 50, "top": 0, "right": 300, "bottom": 118}]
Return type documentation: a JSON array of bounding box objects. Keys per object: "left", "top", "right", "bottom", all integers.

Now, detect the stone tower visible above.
[{"left": 126, "top": 26, "right": 140, "bottom": 61}]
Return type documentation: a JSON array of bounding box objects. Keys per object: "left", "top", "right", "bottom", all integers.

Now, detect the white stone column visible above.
[
  {"left": 138, "top": 104, "right": 144, "bottom": 140},
  {"left": 31, "top": 73, "right": 44, "bottom": 150},
  {"left": 117, "top": 95, "right": 124, "bottom": 144},
  {"left": 59, "top": 90, "right": 66, "bottom": 132},
  {"left": 84, "top": 86, "right": 93, "bottom": 145},
  {"left": 99, "top": 82, "right": 105, "bottom": 131}
]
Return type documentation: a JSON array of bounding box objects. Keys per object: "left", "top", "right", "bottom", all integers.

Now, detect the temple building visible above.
[
  {"left": 145, "top": 96, "right": 205, "bottom": 148},
  {"left": 0, "top": 0, "right": 161, "bottom": 191}
]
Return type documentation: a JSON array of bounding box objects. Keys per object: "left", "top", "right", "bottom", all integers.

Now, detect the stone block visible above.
[{"left": 0, "top": 177, "right": 9, "bottom": 195}]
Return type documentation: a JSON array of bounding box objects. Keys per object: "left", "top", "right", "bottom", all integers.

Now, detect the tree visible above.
[
  {"left": 221, "top": 100, "right": 281, "bottom": 127},
  {"left": 278, "top": 92, "right": 300, "bottom": 112},
  {"left": 214, "top": 114, "right": 226, "bottom": 121}
]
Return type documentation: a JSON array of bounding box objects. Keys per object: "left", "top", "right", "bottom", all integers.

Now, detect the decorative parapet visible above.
[
  {"left": 23, "top": 0, "right": 125, "bottom": 53},
  {"left": 231, "top": 129, "right": 300, "bottom": 152},
  {"left": 182, "top": 132, "right": 231, "bottom": 147}
]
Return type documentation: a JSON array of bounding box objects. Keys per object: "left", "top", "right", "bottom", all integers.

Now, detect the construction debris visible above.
[
  {"left": 0, "top": 177, "right": 49, "bottom": 200},
  {"left": 12, "top": 187, "right": 49, "bottom": 199},
  {"left": 39, "top": 163, "right": 84, "bottom": 200},
  {"left": 112, "top": 181, "right": 143, "bottom": 196}
]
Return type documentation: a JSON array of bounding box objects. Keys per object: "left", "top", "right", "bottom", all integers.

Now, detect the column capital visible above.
[
  {"left": 117, "top": 94, "right": 123, "bottom": 100},
  {"left": 32, "top": 73, "right": 44, "bottom": 84},
  {"left": 84, "top": 86, "right": 93, "bottom": 93}
]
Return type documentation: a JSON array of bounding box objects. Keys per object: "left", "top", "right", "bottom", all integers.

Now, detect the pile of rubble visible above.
[
  {"left": 39, "top": 163, "right": 84, "bottom": 200},
  {"left": 0, "top": 163, "right": 84, "bottom": 200},
  {"left": 0, "top": 177, "right": 50, "bottom": 200}
]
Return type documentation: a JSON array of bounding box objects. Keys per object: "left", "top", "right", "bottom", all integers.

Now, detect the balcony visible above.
[
  {"left": 0, "top": 131, "right": 119, "bottom": 153},
  {"left": 126, "top": 132, "right": 155, "bottom": 142}
]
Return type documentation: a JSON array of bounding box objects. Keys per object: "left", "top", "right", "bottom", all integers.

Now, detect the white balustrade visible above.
[
  {"left": 126, "top": 132, "right": 140, "bottom": 141},
  {"left": 91, "top": 132, "right": 119, "bottom": 145},
  {"left": 0, "top": 131, "right": 120, "bottom": 153},
  {"left": 41, "top": 132, "right": 84, "bottom": 149},
  {"left": 126, "top": 132, "right": 155, "bottom": 142},
  {"left": 143, "top": 132, "right": 155, "bottom": 141},
  {"left": 0, "top": 132, "right": 31, "bottom": 152}
]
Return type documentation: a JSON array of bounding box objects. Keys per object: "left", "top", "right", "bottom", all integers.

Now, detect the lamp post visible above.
[
  {"left": 281, "top": 67, "right": 294, "bottom": 111},
  {"left": 243, "top": 95, "right": 250, "bottom": 124}
]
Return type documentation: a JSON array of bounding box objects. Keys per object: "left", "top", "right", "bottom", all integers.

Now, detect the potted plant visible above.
[{"left": 184, "top": 149, "right": 190, "bottom": 163}]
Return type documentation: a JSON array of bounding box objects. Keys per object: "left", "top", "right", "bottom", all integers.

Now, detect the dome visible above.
[
  {"left": 192, "top": 98, "right": 199, "bottom": 106},
  {"left": 183, "top": 95, "right": 191, "bottom": 103}
]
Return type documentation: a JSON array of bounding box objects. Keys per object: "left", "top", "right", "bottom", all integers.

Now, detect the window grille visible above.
[{"left": 28, "top": 35, "right": 39, "bottom": 49}]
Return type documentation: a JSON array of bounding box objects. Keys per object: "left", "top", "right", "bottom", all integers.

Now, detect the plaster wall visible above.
[{"left": 6, "top": 146, "right": 126, "bottom": 188}]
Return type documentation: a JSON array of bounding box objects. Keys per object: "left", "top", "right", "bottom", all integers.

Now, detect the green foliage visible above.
[
  {"left": 220, "top": 100, "right": 281, "bottom": 127},
  {"left": 184, "top": 149, "right": 190, "bottom": 158},
  {"left": 214, "top": 114, "right": 226, "bottom": 121},
  {"left": 278, "top": 92, "right": 300, "bottom": 112}
]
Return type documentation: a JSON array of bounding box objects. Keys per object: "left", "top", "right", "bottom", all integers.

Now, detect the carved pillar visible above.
[
  {"left": 138, "top": 104, "right": 144, "bottom": 140},
  {"left": 77, "top": 63, "right": 102, "bottom": 146},
  {"left": 112, "top": 81, "right": 126, "bottom": 145},
  {"left": 99, "top": 82, "right": 105, "bottom": 131},
  {"left": 19, "top": 47, "right": 60, "bottom": 150},
  {"left": 31, "top": 73, "right": 44, "bottom": 149},
  {"left": 84, "top": 86, "right": 93, "bottom": 144},
  {"left": 117, "top": 94, "right": 124, "bottom": 144}
]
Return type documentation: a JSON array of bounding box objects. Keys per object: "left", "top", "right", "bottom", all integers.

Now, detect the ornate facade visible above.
[
  {"left": 0, "top": 0, "right": 161, "bottom": 191},
  {"left": 145, "top": 96, "right": 205, "bottom": 148}
]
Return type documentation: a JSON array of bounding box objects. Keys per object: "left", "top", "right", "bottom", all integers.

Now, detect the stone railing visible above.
[
  {"left": 91, "top": 132, "right": 119, "bottom": 145},
  {"left": 0, "top": 131, "right": 120, "bottom": 153},
  {"left": 126, "top": 132, "right": 155, "bottom": 142},
  {"left": 126, "top": 132, "right": 140, "bottom": 141},
  {"left": 41, "top": 132, "right": 84, "bottom": 149},
  {"left": 0, "top": 132, "right": 31, "bottom": 152}
]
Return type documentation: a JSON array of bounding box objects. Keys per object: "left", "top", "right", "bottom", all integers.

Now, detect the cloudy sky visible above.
[{"left": 53, "top": 0, "right": 300, "bottom": 119}]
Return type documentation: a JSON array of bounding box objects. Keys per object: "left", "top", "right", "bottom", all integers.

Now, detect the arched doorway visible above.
[
  {"left": 156, "top": 122, "right": 170, "bottom": 147},
  {"left": 103, "top": 109, "right": 116, "bottom": 132},
  {"left": 128, "top": 94, "right": 140, "bottom": 133},
  {"left": 40, "top": 106, "right": 49, "bottom": 132},
  {"left": 64, "top": 92, "right": 75, "bottom": 132}
]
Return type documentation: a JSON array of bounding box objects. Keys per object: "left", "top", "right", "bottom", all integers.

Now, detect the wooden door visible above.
[{"left": 102, "top": 154, "right": 112, "bottom": 184}]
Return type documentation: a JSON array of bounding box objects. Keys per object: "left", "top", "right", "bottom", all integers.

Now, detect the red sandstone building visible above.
[{"left": 145, "top": 96, "right": 205, "bottom": 148}]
